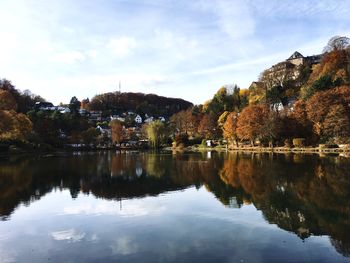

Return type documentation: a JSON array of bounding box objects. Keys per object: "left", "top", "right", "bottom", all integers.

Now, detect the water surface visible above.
[{"left": 0, "top": 151, "right": 350, "bottom": 262}]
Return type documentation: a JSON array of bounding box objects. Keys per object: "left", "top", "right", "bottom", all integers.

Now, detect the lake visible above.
[{"left": 0, "top": 151, "right": 350, "bottom": 262}]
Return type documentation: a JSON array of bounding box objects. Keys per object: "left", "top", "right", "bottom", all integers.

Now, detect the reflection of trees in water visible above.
[
  {"left": 1, "top": 152, "right": 350, "bottom": 256},
  {"left": 218, "top": 153, "right": 350, "bottom": 256}
]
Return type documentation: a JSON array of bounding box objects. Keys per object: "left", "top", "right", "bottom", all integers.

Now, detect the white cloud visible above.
[
  {"left": 51, "top": 229, "right": 85, "bottom": 242},
  {"left": 50, "top": 51, "right": 86, "bottom": 64},
  {"left": 107, "top": 36, "right": 137, "bottom": 57},
  {"left": 63, "top": 201, "right": 165, "bottom": 217}
]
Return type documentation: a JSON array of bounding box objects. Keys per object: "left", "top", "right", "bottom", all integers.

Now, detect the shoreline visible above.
[{"left": 1, "top": 145, "right": 350, "bottom": 157}]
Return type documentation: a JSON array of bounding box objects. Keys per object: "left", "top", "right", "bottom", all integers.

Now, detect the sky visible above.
[{"left": 0, "top": 0, "right": 349, "bottom": 105}]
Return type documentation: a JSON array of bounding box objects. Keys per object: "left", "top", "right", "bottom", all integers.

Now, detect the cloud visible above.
[
  {"left": 107, "top": 36, "right": 137, "bottom": 57},
  {"left": 50, "top": 51, "right": 86, "bottom": 63},
  {"left": 51, "top": 229, "right": 86, "bottom": 242},
  {"left": 63, "top": 201, "right": 165, "bottom": 217}
]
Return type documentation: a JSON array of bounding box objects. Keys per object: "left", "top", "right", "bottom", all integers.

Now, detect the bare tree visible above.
[{"left": 323, "top": 36, "right": 350, "bottom": 53}]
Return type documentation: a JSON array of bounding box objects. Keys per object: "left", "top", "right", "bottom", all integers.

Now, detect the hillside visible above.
[{"left": 85, "top": 92, "right": 193, "bottom": 117}]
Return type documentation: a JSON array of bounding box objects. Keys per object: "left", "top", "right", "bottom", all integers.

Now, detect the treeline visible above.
[
  {"left": 83, "top": 92, "right": 193, "bottom": 117},
  {"left": 170, "top": 36, "right": 350, "bottom": 147}
]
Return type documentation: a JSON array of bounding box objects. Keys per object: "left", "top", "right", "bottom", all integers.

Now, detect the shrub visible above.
[{"left": 293, "top": 138, "right": 306, "bottom": 147}]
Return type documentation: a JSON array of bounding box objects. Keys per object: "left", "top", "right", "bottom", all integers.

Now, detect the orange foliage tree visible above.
[
  {"left": 222, "top": 112, "right": 239, "bottom": 146},
  {"left": 110, "top": 119, "right": 124, "bottom": 144},
  {"left": 198, "top": 113, "right": 219, "bottom": 139},
  {"left": 306, "top": 86, "right": 350, "bottom": 140},
  {"left": 0, "top": 90, "right": 17, "bottom": 111},
  {"left": 236, "top": 105, "right": 269, "bottom": 146}
]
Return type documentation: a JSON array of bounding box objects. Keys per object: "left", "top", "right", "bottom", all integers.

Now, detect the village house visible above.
[{"left": 135, "top": 115, "right": 142, "bottom": 124}]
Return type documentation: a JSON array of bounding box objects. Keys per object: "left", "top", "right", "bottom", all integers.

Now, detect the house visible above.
[
  {"left": 135, "top": 115, "right": 142, "bottom": 124},
  {"left": 144, "top": 116, "right": 154, "bottom": 123},
  {"left": 287, "top": 51, "right": 323, "bottom": 67},
  {"left": 34, "top": 101, "right": 54, "bottom": 111}
]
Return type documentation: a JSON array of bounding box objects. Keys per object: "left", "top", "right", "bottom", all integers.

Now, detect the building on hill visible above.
[
  {"left": 259, "top": 51, "right": 324, "bottom": 85},
  {"left": 287, "top": 51, "right": 323, "bottom": 67},
  {"left": 248, "top": 51, "right": 324, "bottom": 106},
  {"left": 34, "top": 101, "right": 54, "bottom": 110}
]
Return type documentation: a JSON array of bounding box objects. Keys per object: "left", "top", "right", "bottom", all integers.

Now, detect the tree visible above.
[
  {"left": 81, "top": 127, "right": 100, "bottom": 145},
  {"left": 198, "top": 113, "right": 219, "bottom": 139},
  {"left": 323, "top": 104, "right": 350, "bottom": 141},
  {"left": 80, "top": 98, "right": 90, "bottom": 110},
  {"left": 146, "top": 120, "right": 167, "bottom": 148},
  {"left": 69, "top": 96, "right": 81, "bottom": 114},
  {"left": 110, "top": 119, "right": 124, "bottom": 144},
  {"left": 222, "top": 112, "right": 239, "bottom": 147},
  {"left": 0, "top": 110, "right": 33, "bottom": 141},
  {"left": 260, "top": 110, "right": 282, "bottom": 147},
  {"left": 217, "top": 111, "right": 230, "bottom": 129},
  {"left": 302, "top": 47, "right": 350, "bottom": 99},
  {"left": 236, "top": 105, "right": 269, "bottom": 146},
  {"left": 0, "top": 90, "right": 17, "bottom": 111},
  {"left": 306, "top": 86, "right": 350, "bottom": 138},
  {"left": 323, "top": 36, "right": 350, "bottom": 52},
  {"left": 288, "top": 100, "right": 313, "bottom": 139}
]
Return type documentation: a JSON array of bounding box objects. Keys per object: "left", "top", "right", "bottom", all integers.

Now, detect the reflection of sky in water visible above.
[{"left": 0, "top": 187, "right": 349, "bottom": 263}]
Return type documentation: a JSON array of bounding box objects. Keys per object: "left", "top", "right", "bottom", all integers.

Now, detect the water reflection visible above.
[{"left": 0, "top": 151, "right": 350, "bottom": 257}]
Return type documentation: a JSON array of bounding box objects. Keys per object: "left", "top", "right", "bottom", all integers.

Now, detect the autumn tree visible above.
[
  {"left": 260, "top": 110, "right": 282, "bottom": 147},
  {"left": 236, "top": 105, "right": 269, "bottom": 146},
  {"left": 0, "top": 90, "right": 17, "bottom": 111},
  {"left": 306, "top": 86, "right": 350, "bottom": 140},
  {"left": 0, "top": 79, "right": 44, "bottom": 113},
  {"left": 145, "top": 120, "right": 168, "bottom": 148},
  {"left": 80, "top": 98, "right": 90, "bottom": 110},
  {"left": 323, "top": 104, "right": 350, "bottom": 142},
  {"left": 222, "top": 112, "right": 239, "bottom": 147},
  {"left": 217, "top": 111, "right": 229, "bottom": 129},
  {"left": 110, "top": 119, "right": 124, "bottom": 144},
  {"left": 198, "top": 113, "right": 220, "bottom": 139},
  {"left": 0, "top": 111, "right": 33, "bottom": 141},
  {"left": 286, "top": 100, "right": 313, "bottom": 139}
]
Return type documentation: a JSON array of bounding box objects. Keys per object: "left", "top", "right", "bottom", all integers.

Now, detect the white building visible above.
[
  {"left": 144, "top": 117, "right": 154, "bottom": 123},
  {"left": 135, "top": 115, "right": 142, "bottom": 124}
]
